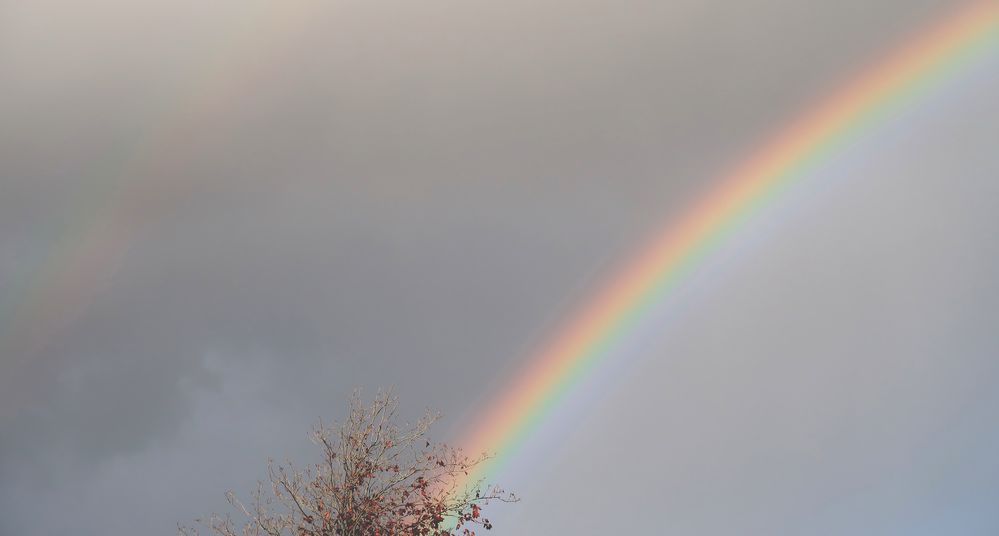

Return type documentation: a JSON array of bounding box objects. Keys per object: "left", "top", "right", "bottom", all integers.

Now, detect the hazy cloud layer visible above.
[{"left": 2, "top": 0, "right": 997, "bottom": 534}]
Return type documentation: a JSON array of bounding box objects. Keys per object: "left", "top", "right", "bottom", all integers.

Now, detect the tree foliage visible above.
[{"left": 180, "top": 391, "right": 514, "bottom": 536}]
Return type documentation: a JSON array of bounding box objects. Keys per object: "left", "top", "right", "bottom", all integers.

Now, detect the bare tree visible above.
[{"left": 180, "top": 391, "right": 515, "bottom": 536}]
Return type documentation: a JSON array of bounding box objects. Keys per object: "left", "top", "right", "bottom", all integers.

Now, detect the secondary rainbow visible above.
[
  {"left": 455, "top": 0, "right": 999, "bottom": 492},
  {"left": 0, "top": 2, "right": 318, "bottom": 410}
]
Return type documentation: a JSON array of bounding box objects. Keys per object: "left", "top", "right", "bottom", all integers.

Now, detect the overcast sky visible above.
[{"left": 2, "top": 0, "right": 999, "bottom": 534}]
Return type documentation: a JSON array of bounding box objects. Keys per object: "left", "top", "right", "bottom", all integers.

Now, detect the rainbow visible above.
[{"left": 455, "top": 0, "right": 999, "bottom": 494}]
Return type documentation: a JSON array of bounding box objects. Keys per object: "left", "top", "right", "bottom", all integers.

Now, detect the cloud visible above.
[{"left": 1, "top": 0, "right": 996, "bottom": 534}]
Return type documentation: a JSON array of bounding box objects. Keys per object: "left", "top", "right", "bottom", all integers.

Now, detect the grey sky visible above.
[{"left": 2, "top": 0, "right": 998, "bottom": 534}]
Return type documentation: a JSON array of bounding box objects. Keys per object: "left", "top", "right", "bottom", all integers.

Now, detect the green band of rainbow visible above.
[{"left": 456, "top": 0, "right": 999, "bottom": 494}]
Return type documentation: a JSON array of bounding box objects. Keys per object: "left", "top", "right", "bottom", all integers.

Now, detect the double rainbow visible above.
[
  {"left": 3, "top": 0, "right": 997, "bottom": 494},
  {"left": 455, "top": 0, "right": 999, "bottom": 493}
]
